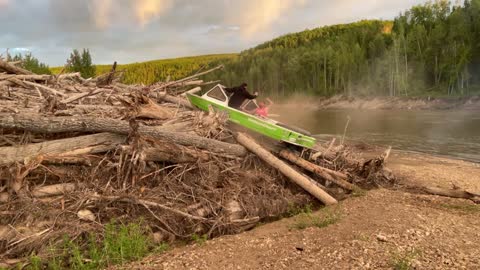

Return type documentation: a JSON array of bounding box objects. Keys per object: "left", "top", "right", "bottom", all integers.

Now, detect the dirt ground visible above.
[{"left": 118, "top": 151, "right": 480, "bottom": 270}]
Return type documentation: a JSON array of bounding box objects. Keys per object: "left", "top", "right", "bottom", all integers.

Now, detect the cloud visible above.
[
  {"left": 85, "top": 0, "right": 174, "bottom": 29},
  {"left": 88, "top": 0, "right": 113, "bottom": 29},
  {"left": 135, "top": 0, "right": 172, "bottom": 27},
  {"left": 0, "top": 0, "right": 430, "bottom": 65},
  {"left": 228, "top": 0, "right": 307, "bottom": 38}
]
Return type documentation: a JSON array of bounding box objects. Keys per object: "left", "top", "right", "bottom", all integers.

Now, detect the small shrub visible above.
[
  {"left": 440, "top": 203, "right": 480, "bottom": 213},
  {"left": 391, "top": 249, "right": 420, "bottom": 270},
  {"left": 153, "top": 242, "right": 170, "bottom": 254},
  {"left": 291, "top": 211, "right": 340, "bottom": 230},
  {"left": 351, "top": 187, "right": 367, "bottom": 197},
  {"left": 285, "top": 203, "right": 314, "bottom": 217},
  {"left": 191, "top": 234, "right": 208, "bottom": 245},
  {"left": 22, "top": 221, "right": 153, "bottom": 270}
]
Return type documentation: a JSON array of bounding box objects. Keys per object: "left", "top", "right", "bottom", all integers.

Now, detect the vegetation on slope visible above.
[
  {"left": 208, "top": 0, "right": 480, "bottom": 97},
  {"left": 51, "top": 54, "right": 237, "bottom": 85}
]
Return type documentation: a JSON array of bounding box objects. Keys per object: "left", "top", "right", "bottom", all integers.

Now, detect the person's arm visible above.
[{"left": 243, "top": 88, "right": 258, "bottom": 99}]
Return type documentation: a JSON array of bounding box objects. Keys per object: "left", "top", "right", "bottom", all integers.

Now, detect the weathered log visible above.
[
  {"left": 158, "top": 92, "right": 194, "bottom": 109},
  {"left": 235, "top": 133, "right": 337, "bottom": 205},
  {"left": 23, "top": 81, "right": 67, "bottom": 97},
  {"left": 0, "top": 74, "right": 52, "bottom": 81},
  {"left": 136, "top": 98, "right": 174, "bottom": 120},
  {"left": 279, "top": 149, "right": 356, "bottom": 191},
  {"left": 0, "top": 132, "right": 125, "bottom": 165},
  {"left": 0, "top": 59, "right": 34, "bottom": 75},
  {"left": 60, "top": 88, "right": 105, "bottom": 104},
  {"left": 0, "top": 114, "right": 247, "bottom": 157},
  {"left": 121, "top": 144, "right": 209, "bottom": 163},
  {"left": 31, "top": 183, "right": 76, "bottom": 198},
  {"left": 423, "top": 186, "right": 480, "bottom": 203},
  {"left": 42, "top": 156, "right": 94, "bottom": 166}
]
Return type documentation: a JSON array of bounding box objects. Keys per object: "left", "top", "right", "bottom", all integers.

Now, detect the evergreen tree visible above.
[{"left": 67, "top": 49, "right": 95, "bottom": 78}]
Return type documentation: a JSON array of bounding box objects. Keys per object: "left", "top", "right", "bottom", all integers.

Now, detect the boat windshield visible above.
[
  {"left": 241, "top": 100, "right": 259, "bottom": 111},
  {"left": 206, "top": 85, "right": 227, "bottom": 102}
]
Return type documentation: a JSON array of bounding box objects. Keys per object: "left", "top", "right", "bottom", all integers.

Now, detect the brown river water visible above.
[{"left": 270, "top": 107, "right": 480, "bottom": 163}]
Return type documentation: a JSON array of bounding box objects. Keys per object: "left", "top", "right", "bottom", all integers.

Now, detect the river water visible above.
[{"left": 271, "top": 107, "right": 480, "bottom": 163}]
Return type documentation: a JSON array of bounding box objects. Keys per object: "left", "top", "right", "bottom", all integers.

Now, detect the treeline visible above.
[
  {"left": 210, "top": 0, "right": 480, "bottom": 97},
  {"left": 5, "top": 53, "right": 52, "bottom": 75},
  {"left": 51, "top": 54, "right": 236, "bottom": 85}
]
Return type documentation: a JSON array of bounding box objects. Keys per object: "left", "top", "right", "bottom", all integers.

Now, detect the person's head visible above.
[
  {"left": 241, "top": 82, "right": 247, "bottom": 88},
  {"left": 258, "top": 101, "right": 266, "bottom": 108}
]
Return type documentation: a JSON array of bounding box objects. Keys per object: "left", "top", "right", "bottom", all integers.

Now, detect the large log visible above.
[
  {"left": 0, "top": 132, "right": 125, "bottom": 165},
  {"left": 0, "top": 114, "right": 247, "bottom": 157},
  {"left": 158, "top": 92, "right": 194, "bottom": 109},
  {"left": 121, "top": 145, "right": 209, "bottom": 163},
  {"left": 423, "top": 186, "right": 480, "bottom": 203},
  {"left": 279, "top": 149, "right": 356, "bottom": 191},
  {"left": 235, "top": 133, "right": 337, "bottom": 205},
  {"left": 0, "top": 59, "right": 34, "bottom": 75},
  {"left": 0, "top": 73, "right": 81, "bottom": 82}
]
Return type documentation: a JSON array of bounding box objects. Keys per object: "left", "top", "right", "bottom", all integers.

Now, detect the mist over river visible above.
[{"left": 271, "top": 106, "right": 480, "bottom": 163}]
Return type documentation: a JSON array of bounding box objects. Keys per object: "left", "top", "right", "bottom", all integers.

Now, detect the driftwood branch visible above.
[{"left": 235, "top": 132, "right": 337, "bottom": 205}]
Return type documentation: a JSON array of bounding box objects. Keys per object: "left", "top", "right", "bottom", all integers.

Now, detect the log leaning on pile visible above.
[{"left": 235, "top": 132, "right": 338, "bottom": 205}]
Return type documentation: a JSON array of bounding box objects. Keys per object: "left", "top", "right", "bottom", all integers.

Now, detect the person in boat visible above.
[
  {"left": 254, "top": 98, "right": 274, "bottom": 118},
  {"left": 224, "top": 83, "right": 258, "bottom": 109}
]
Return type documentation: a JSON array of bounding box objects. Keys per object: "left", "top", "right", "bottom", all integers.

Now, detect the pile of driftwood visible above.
[{"left": 0, "top": 58, "right": 393, "bottom": 265}]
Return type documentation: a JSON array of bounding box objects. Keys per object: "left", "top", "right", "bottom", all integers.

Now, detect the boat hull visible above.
[{"left": 186, "top": 93, "right": 316, "bottom": 148}]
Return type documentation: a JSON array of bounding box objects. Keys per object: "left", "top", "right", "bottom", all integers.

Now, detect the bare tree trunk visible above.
[{"left": 235, "top": 133, "right": 337, "bottom": 205}]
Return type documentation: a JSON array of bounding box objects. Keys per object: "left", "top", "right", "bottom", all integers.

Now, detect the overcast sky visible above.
[{"left": 0, "top": 0, "right": 429, "bottom": 66}]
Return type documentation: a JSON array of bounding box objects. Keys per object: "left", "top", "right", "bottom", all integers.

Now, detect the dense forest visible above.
[
  {"left": 51, "top": 54, "right": 236, "bottom": 85},
  {"left": 208, "top": 0, "right": 480, "bottom": 97}
]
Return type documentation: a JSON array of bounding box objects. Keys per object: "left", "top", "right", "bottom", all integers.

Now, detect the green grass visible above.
[
  {"left": 351, "top": 187, "right": 368, "bottom": 197},
  {"left": 440, "top": 203, "right": 480, "bottom": 213},
  {"left": 285, "top": 203, "right": 313, "bottom": 217},
  {"left": 290, "top": 210, "right": 341, "bottom": 230},
  {"left": 191, "top": 234, "right": 208, "bottom": 245},
  {"left": 21, "top": 221, "right": 170, "bottom": 270},
  {"left": 390, "top": 249, "right": 421, "bottom": 270}
]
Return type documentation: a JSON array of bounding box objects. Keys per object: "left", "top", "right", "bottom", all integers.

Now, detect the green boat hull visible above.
[{"left": 186, "top": 93, "right": 316, "bottom": 148}]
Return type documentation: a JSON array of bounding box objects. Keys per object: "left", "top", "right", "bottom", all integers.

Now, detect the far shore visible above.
[{"left": 274, "top": 95, "right": 480, "bottom": 110}]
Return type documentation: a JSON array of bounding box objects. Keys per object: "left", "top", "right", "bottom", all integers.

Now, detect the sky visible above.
[{"left": 0, "top": 0, "right": 429, "bottom": 66}]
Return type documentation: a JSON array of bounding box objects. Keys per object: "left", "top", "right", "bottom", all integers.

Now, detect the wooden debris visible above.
[
  {"left": 235, "top": 132, "right": 338, "bottom": 205},
  {"left": 279, "top": 149, "right": 356, "bottom": 191}
]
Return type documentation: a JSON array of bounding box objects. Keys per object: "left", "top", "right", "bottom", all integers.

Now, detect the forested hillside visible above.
[
  {"left": 51, "top": 54, "right": 236, "bottom": 85},
  {"left": 209, "top": 0, "right": 480, "bottom": 97}
]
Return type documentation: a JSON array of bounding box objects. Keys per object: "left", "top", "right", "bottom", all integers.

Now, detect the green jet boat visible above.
[{"left": 186, "top": 84, "right": 316, "bottom": 148}]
